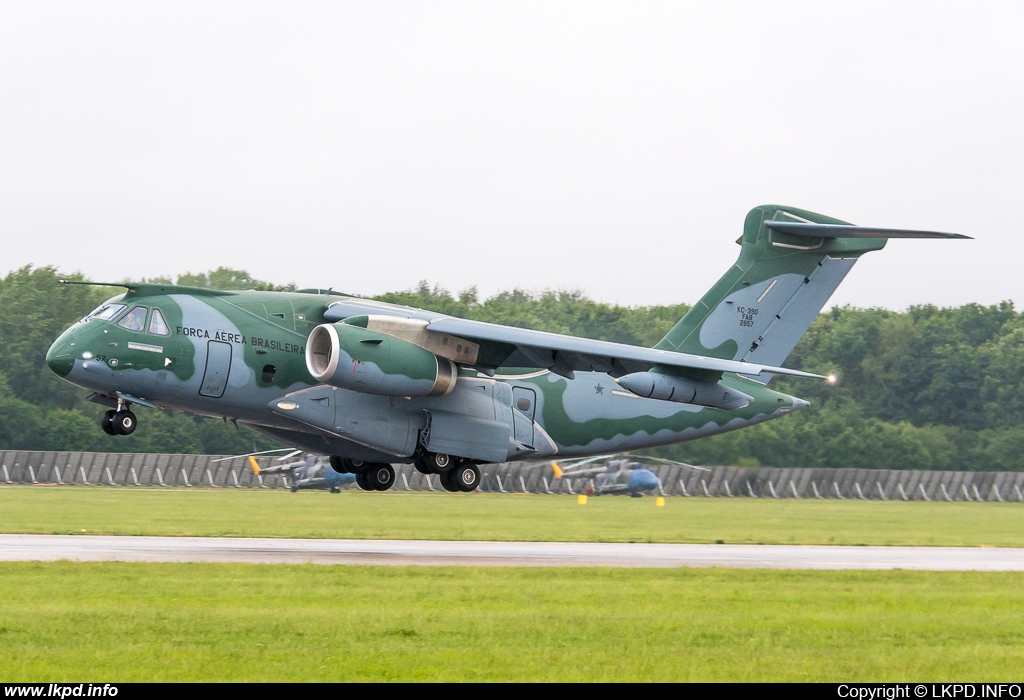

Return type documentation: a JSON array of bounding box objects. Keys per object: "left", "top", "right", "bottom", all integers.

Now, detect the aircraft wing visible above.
[
  {"left": 425, "top": 317, "right": 823, "bottom": 380},
  {"left": 321, "top": 298, "right": 822, "bottom": 380}
]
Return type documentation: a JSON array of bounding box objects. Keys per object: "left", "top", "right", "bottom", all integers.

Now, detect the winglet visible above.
[{"left": 248, "top": 456, "right": 261, "bottom": 476}]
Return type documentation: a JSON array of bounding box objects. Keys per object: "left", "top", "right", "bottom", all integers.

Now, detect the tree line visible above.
[{"left": 2, "top": 266, "right": 1022, "bottom": 470}]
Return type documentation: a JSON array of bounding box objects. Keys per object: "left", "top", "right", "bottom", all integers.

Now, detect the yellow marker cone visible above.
[
  {"left": 655, "top": 497, "right": 665, "bottom": 507},
  {"left": 552, "top": 462, "right": 563, "bottom": 479},
  {"left": 248, "top": 456, "right": 261, "bottom": 476},
  {"left": 577, "top": 494, "right": 587, "bottom": 505}
]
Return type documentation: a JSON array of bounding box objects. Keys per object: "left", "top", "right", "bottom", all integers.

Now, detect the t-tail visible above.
[{"left": 655, "top": 205, "right": 969, "bottom": 381}]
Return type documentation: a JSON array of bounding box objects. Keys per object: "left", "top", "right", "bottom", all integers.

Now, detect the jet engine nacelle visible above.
[
  {"left": 615, "top": 372, "right": 753, "bottom": 410},
  {"left": 306, "top": 322, "right": 457, "bottom": 397}
]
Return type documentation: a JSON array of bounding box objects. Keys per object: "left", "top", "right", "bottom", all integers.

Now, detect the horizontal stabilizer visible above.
[{"left": 765, "top": 221, "right": 971, "bottom": 239}]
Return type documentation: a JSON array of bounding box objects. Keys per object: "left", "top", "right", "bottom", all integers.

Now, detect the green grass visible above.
[
  {"left": 1, "top": 562, "right": 1022, "bottom": 681},
  {"left": 1, "top": 486, "right": 1022, "bottom": 546},
  {"left": 4, "top": 488, "right": 1023, "bottom": 681}
]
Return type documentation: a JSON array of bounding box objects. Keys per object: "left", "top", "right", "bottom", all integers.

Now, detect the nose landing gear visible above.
[{"left": 100, "top": 408, "right": 137, "bottom": 436}]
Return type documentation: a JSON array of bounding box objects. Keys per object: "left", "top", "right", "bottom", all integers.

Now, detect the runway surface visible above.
[{"left": 2, "top": 534, "right": 1024, "bottom": 569}]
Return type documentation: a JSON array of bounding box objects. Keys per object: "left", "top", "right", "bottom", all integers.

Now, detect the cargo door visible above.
[{"left": 199, "top": 340, "right": 232, "bottom": 398}]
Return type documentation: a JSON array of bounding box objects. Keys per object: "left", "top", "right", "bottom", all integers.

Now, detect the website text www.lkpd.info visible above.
[{"left": 5, "top": 686, "right": 117, "bottom": 698}]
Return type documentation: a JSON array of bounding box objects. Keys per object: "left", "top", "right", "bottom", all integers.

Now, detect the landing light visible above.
[
  {"left": 826, "top": 374, "right": 838, "bottom": 385},
  {"left": 82, "top": 351, "right": 93, "bottom": 359},
  {"left": 276, "top": 401, "right": 300, "bottom": 411}
]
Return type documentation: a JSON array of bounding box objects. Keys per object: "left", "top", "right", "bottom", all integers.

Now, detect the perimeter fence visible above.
[{"left": 2, "top": 450, "right": 1023, "bottom": 502}]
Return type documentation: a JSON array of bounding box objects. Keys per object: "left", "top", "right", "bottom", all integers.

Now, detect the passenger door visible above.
[
  {"left": 512, "top": 386, "right": 536, "bottom": 448},
  {"left": 199, "top": 340, "right": 232, "bottom": 398}
]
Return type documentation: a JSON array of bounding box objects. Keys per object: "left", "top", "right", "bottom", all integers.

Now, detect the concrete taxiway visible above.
[{"left": 2, "top": 534, "right": 1023, "bottom": 570}]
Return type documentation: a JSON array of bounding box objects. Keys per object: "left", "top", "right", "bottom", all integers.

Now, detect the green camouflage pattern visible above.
[{"left": 46, "top": 205, "right": 955, "bottom": 467}]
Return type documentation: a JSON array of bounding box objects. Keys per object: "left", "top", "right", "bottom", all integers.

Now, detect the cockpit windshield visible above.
[
  {"left": 85, "top": 303, "right": 127, "bottom": 321},
  {"left": 117, "top": 306, "right": 149, "bottom": 332},
  {"left": 148, "top": 308, "right": 170, "bottom": 336}
]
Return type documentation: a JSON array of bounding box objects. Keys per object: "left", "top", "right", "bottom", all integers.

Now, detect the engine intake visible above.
[{"left": 306, "top": 322, "right": 457, "bottom": 397}]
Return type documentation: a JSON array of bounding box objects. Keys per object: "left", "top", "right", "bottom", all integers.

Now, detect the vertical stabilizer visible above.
[{"left": 655, "top": 205, "right": 887, "bottom": 378}]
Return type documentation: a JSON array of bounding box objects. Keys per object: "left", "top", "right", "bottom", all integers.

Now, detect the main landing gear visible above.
[
  {"left": 326, "top": 451, "right": 481, "bottom": 494},
  {"left": 329, "top": 456, "right": 395, "bottom": 491},
  {"left": 100, "top": 403, "right": 137, "bottom": 436},
  {"left": 413, "top": 450, "right": 481, "bottom": 493}
]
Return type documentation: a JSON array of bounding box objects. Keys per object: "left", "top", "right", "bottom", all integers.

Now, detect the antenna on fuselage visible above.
[{"left": 59, "top": 280, "right": 132, "bottom": 288}]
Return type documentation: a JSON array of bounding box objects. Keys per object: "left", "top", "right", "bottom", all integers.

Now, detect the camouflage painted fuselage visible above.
[
  {"left": 45, "top": 285, "right": 805, "bottom": 463},
  {"left": 47, "top": 205, "right": 961, "bottom": 464}
]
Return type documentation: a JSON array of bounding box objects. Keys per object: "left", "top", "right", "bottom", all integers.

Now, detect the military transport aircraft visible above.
[{"left": 45, "top": 205, "right": 967, "bottom": 493}]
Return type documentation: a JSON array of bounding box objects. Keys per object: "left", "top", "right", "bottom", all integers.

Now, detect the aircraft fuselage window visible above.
[
  {"left": 517, "top": 398, "right": 532, "bottom": 411},
  {"left": 86, "top": 303, "right": 127, "bottom": 321},
  {"left": 149, "top": 309, "right": 170, "bottom": 336},
  {"left": 262, "top": 364, "right": 277, "bottom": 382},
  {"left": 117, "top": 306, "right": 149, "bottom": 332}
]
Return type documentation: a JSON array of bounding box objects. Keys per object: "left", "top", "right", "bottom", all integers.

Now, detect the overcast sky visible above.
[{"left": 2, "top": 2, "right": 1022, "bottom": 311}]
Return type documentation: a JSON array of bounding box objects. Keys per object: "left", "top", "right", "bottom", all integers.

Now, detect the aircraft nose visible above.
[
  {"left": 791, "top": 397, "right": 811, "bottom": 411},
  {"left": 45, "top": 333, "right": 76, "bottom": 378}
]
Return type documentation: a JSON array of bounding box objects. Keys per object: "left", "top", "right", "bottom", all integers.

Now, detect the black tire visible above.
[
  {"left": 453, "top": 464, "right": 481, "bottom": 492},
  {"left": 112, "top": 410, "right": 137, "bottom": 436},
  {"left": 367, "top": 463, "right": 395, "bottom": 491},
  {"left": 290, "top": 484, "right": 298, "bottom": 492},
  {"left": 330, "top": 486, "right": 341, "bottom": 493},
  {"left": 412, "top": 457, "right": 432, "bottom": 475},
  {"left": 429, "top": 453, "right": 452, "bottom": 474},
  {"left": 438, "top": 469, "right": 460, "bottom": 493},
  {"left": 329, "top": 455, "right": 349, "bottom": 474},
  {"left": 100, "top": 410, "right": 117, "bottom": 436},
  {"left": 355, "top": 472, "right": 371, "bottom": 491},
  {"left": 346, "top": 459, "right": 368, "bottom": 474}
]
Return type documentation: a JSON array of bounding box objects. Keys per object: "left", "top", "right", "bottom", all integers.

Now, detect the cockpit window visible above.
[
  {"left": 148, "top": 309, "right": 170, "bottom": 336},
  {"left": 86, "top": 303, "right": 127, "bottom": 321},
  {"left": 117, "top": 306, "right": 149, "bottom": 332}
]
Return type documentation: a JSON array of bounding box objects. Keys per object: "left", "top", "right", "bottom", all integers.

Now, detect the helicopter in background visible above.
[
  {"left": 250, "top": 452, "right": 356, "bottom": 493},
  {"left": 552, "top": 455, "right": 663, "bottom": 497}
]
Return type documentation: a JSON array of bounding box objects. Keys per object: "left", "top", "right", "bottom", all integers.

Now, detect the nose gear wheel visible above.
[{"left": 101, "top": 409, "right": 137, "bottom": 436}]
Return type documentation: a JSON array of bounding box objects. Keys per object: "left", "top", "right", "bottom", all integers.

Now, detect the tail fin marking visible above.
[
  {"left": 738, "top": 256, "right": 857, "bottom": 382},
  {"left": 654, "top": 205, "right": 966, "bottom": 380}
]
